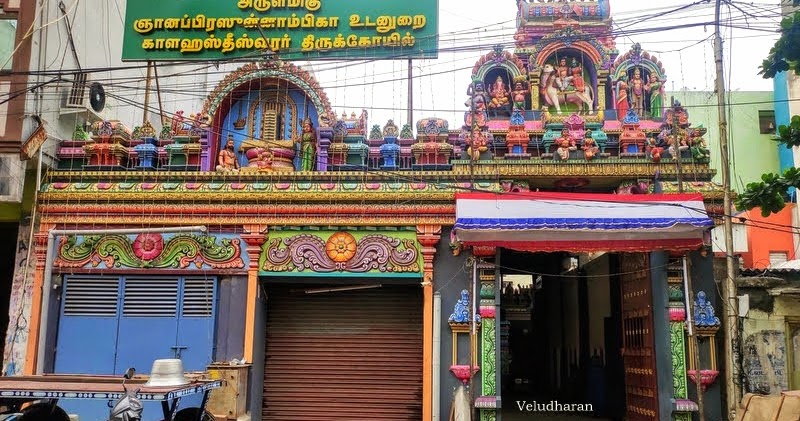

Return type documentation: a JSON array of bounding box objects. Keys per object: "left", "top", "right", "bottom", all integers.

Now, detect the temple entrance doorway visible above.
[{"left": 498, "top": 251, "right": 634, "bottom": 421}]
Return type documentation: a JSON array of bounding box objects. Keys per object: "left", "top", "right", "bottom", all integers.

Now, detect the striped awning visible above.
[{"left": 453, "top": 192, "right": 714, "bottom": 253}]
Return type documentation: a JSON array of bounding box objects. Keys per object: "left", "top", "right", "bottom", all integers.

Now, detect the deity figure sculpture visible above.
[
  {"left": 466, "top": 127, "right": 489, "bottom": 161},
  {"left": 216, "top": 136, "right": 239, "bottom": 172},
  {"left": 668, "top": 133, "right": 689, "bottom": 159},
  {"left": 511, "top": 80, "right": 529, "bottom": 111},
  {"left": 646, "top": 73, "right": 664, "bottom": 120},
  {"left": 248, "top": 148, "right": 274, "bottom": 170},
  {"left": 645, "top": 137, "right": 664, "bottom": 163},
  {"left": 556, "top": 139, "right": 575, "bottom": 161},
  {"left": 191, "top": 111, "right": 210, "bottom": 129},
  {"left": 555, "top": 130, "right": 575, "bottom": 161},
  {"left": 558, "top": 129, "right": 575, "bottom": 147},
  {"left": 689, "top": 130, "right": 710, "bottom": 161},
  {"left": 571, "top": 59, "right": 585, "bottom": 93},
  {"left": 582, "top": 131, "right": 598, "bottom": 161},
  {"left": 488, "top": 76, "right": 510, "bottom": 109},
  {"left": 171, "top": 110, "right": 185, "bottom": 135},
  {"left": 297, "top": 118, "right": 316, "bottom": 171},
  {"left": 556, "top": 57, "right": 573, "bottom": 91},
  {"left": 465, "top": 81, "right": 489, "bottom": 128},
  {"left": 615, "top": 75, "right": 630, "bottom": 121},
  {"left": 630, "top": 68, "right": 645, "bottom": 117}
]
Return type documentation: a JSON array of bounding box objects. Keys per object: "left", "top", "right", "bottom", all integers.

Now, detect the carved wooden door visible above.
[{"left": 619, "top": 253, "right": 658, "bottom": 421}]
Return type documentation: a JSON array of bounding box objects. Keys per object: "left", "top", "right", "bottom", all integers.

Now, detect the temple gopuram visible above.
[{"left": 11, "top": 1, "right": 726, "bottom": 421}]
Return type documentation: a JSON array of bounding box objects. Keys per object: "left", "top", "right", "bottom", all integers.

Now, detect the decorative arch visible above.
[
  {"left": 528, "top": 27, "right": 616, "bottom": 71},
  {"left": 471, "top": 46, "right": 526, "bottom": 80},
  {"left": 535, "top": 41, "right": 602, "bottom": 69},
  {"left": 202, "top": 62, "right": 335, "bottom": 171},
  {"left": 609, "top": 43, "right": 667, "bottom": 82},
  {"left": 203, "top": 61, "right": 335, "bottom": 126}
]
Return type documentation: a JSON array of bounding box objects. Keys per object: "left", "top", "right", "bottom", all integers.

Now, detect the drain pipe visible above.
[
  {"left": 433, "top": 292, "right": 441, "bottom": 421},
  {"left": 36, "top": 225, "right": 208, "bottom": 374}
]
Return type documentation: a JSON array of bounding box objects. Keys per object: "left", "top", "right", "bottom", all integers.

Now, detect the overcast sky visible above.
[{"left": 300, "top": 0, "right": 782, "bottom": 131}]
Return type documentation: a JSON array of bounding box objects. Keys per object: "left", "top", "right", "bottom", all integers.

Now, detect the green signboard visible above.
[{"left": 122, "top": 0, "right": 439, "bottom": 61}]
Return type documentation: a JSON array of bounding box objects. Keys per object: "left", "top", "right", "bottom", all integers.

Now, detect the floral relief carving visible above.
[
  {"left": 263, "top": 233, "right": 420, "bottom": 273},
  {"left": 55, "top": 233, "right": 245, "bottom": 269}
]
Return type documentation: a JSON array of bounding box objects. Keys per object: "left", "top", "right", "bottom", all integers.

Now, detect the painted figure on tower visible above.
[
  {"left": 570, "top": 59, "right": 585, "bottom": 94},
  {"left": 216, "top": 135, "right": 239, "bottom": 172},
  {"left": 540, "top": 58, "right": 594, "bottom": 115},
  {"left": 488, "top": 76, "right": 511, "bottom": 109},
  {"left": 511, "top": 78, "right": 530, "bottom": 111},
  {"left": 646, "top": 73, "right": 664, "bottom": 120},
  {"left": 556, "top": 57, "right": 573, "bottom": 91},
  {"left": 297, "top": 118, "right": 316, "bottom": 171},
  {"left": 465, "top": 79, "right": 489, "bottom": 128},
  {"left": 615, "top": 74, "right": 630, "bottom": 121},
  {"left": 630, "top": 68, "right": 645, "bottom": 117}
]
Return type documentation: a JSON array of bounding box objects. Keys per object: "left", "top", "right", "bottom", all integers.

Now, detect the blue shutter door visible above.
[
  {"left": 114, "top": 277, "right": 179, "bottom": 374},
  {"left": 54, "top": 276, "right": 121, "bottom": 421},
  {"left": 175, "top": 277, "right": 216, "bottom": 371},
  {"left": 54, "top": 276, "right": 120, "bottom": 374}
]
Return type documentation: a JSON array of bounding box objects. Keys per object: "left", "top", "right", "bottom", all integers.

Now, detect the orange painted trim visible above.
[
  {"left": 422, "top": 283, "right": 433, "bottom": 421},
  {"left": 243, "top": 270, "right": 258, "bottom": 363},
  {"left": 23, "top": 270, "right": 44, "bottom": 375}
]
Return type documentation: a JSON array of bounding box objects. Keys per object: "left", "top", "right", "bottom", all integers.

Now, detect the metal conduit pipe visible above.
[
  {"left": 433, "top": 292, "right": 441, "bottom": 421},
  {"left": 36, "top": 225, "right": 208, "bottom": 374}
]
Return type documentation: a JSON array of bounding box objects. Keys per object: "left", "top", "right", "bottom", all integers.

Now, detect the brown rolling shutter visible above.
[{"left": 263, "top": 284, "right": 423, "bottom": 420}]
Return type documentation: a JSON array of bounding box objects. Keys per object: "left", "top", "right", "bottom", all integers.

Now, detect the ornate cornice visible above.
[
  {"left": 46, "top": 162, "right": 715, "bottom": 184},
  {"left": 40, "top": 203, "right": 455, "bottom": 215}
]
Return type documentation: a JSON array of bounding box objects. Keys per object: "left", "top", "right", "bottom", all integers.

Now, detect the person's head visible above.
[
  {"left": 559, "top": 58, "right": 566, "bottom": 66},
  {"left": 226, "top": 138, "right": 234, "bottom": 149},
  {"left": 650, "top": 73, "right": 658, "bottom": 82}
]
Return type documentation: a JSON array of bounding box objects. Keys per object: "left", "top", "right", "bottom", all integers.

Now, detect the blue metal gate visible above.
[{"left": 53, "top": 275, "right": 216, "bottom": 421}]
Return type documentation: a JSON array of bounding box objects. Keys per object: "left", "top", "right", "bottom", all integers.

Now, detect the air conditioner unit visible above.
[{"left": 60, "top": 73, "right": 104, "bottom": 121}]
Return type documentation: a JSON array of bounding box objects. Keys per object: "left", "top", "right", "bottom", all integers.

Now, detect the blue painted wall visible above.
[
  {"left": 774, "top": 72, "right": 793, "bottom": 174},
  {"left": 774, "top": 72, "right": 796, "bottom": 201}
]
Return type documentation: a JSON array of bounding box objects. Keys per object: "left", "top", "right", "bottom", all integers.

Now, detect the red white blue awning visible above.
[{"left": 454, "top": 192, "right": 714, "bottom": 253}]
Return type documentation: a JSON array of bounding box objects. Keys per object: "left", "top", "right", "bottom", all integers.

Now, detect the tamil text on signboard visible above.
[{"left": 122, "top": 0, "right": 439, "bottom": 61}]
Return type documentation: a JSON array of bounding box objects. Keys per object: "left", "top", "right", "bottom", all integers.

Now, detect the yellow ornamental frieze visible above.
[
  {"left": 42, "top": 180, "right": 489, "bottom": 202},
  {"left": 41, "top": 215, "right": 455, "bottom": 227}
]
